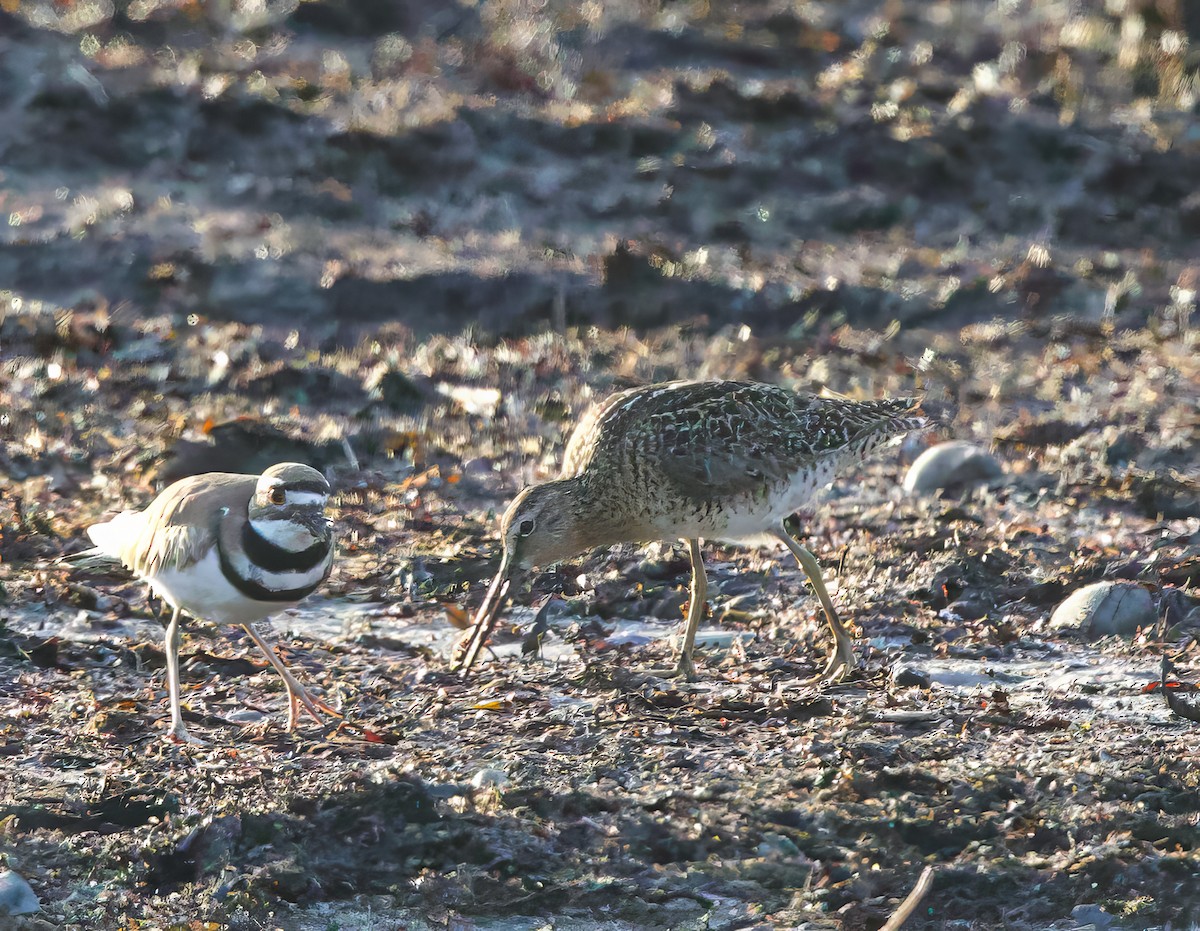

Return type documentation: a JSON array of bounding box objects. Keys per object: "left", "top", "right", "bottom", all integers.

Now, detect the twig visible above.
[
  {"left": 341, "top": 436, "right": 360, "bottom": 471},
  {"left": 880, "top": 865, "right": 935, "bottom": 931}
]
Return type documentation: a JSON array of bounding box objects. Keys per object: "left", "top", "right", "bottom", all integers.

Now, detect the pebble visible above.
[
  {"left": 668, "top": 629, "right": 745, "bottom": 655},
  {"left": 1050, "top": 581, "right": 1156, "bottom": 638},
  {"left": 0, "top": 870, "right": 40, "bottom": 916},
  {"left": 941, "top": 596, "right": 991, "bottom": 621},
  {"left": 891, "top": 663, "right": 932, "bottom": 689},
  {"left": 470, "top": 768, "right": 510, "bottom": 791},
  {"left": 902, "top": 441, "right": 1003, "bottom": 497},
  {"left": 1070, "top": 903, "right": 1117, "bottom": 930},
  {"left": 755, "top": 832, "right": 802, "bottom": 858}
]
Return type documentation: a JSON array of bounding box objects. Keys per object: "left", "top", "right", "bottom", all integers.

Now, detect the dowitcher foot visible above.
[
  {"left": 772, "top": 525, "right": 860, "bottom": 686},
  {"left": 649, "top": 651, "right": 699, "bottom": 682},
  {"left": 795, "top": 620, "right": 856, "bottom": 686}
]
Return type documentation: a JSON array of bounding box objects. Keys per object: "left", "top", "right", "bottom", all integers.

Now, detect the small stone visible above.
[
  {"left": 364, "top": 366, "right": 426, "bottom": 413},
  {"left": 461, "top": 457, "right": 497, "bottom": 476},
  {"left": 756, "top": 832, "right": 802, "bottom": 858},
  {"left": 902, "top": 441, "right": 1003, "bottom": 497},
  {"left": 891, "top": 663, "right": 932, "bottom": 689},
  {"left": 470, "top": 768, "right": 510, "bottom": 791},
  {"left": 1050, "top": 582, "right": 1156, "bottom": 638},
  {"left": 942, "top": 596, "right": 990, "bottom": 621},
  {"left": 0, "top": 869, "right": 40, "bottom": 916},
  {"left": 668, "top": 629, "right": 744, "bottom": 656},
  {"left": 1070, "top": 903, "right": 1116, "bottom": 930}
]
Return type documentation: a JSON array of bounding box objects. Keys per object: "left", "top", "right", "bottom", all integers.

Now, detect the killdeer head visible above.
[
  {"left": 73, "top": 461, "right": 340, "bottom": 743},
  {"left": 220, "top": 464, "right": 335, "bottom": 604},
  {"left": 247, "top": 464, "right": 333, "bottom": 553}
]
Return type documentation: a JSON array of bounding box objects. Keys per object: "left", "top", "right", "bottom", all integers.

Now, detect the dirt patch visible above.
[{"left": 2, "top": 0, "right": 1200, "bottom": 928}]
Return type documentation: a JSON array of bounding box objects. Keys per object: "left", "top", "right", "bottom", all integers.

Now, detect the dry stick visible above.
[
  {"left": 341, "top": 436, "right": 360, "bottom": 471},
  {"left": 880, "top": 865, "right": 935, "bottom": 931}
]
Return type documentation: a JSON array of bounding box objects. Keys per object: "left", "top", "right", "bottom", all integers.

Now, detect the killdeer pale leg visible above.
[
  {"left": 452, "top": 380, "right": 926, "bottom": 682},
  {"left": 163, "top": 607, "right": 199, "bottom": 744},
  {"left": 239, "top": 622, "right": 341, "bottom": 731},
  {"left": 72, "top": 462, "right": 338, "bottom": 742}
]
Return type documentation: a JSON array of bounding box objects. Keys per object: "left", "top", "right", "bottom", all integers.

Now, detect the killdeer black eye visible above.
[
  {"left": 518, "top": 519, "right": 535, "bottom": 536},
  {"left": 269, "top": 486, "right": 286, "bottom": 505}
]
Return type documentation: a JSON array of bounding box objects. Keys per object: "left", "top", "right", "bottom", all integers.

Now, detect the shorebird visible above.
[
  {"left": 451, "top": 380, "right": 925, "bottom": 682},
  {"left": 71, "top": 462, "right": 337, "bottom": 743}
]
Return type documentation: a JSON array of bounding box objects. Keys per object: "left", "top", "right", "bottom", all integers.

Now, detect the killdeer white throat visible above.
[{"left": 75, "top": 462, "right": 337, "bottom": 743}]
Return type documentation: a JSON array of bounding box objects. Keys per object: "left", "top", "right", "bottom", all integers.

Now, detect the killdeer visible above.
[
  {"left": 452, "top": 380, "right": 926, "bottom": 682},
  {"left": 74, "top": 462, "right": 337, "bottom": 743}
]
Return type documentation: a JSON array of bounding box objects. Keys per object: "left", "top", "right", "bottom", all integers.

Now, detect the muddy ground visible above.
[{"left": 2, "top": 0, "right": 1200, "bottom": 928}]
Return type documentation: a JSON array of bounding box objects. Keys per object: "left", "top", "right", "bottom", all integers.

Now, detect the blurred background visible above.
[
  {"left": 1, "top": 0, "right": 1197, "bottom": 345},
  {"left": 2, "top": 2, "right": 1200, "bottom": 929}
]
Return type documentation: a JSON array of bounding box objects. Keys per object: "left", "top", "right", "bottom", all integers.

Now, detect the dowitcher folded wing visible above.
[
  {"left": 561, "top": 380, "right": 717, "bottom": 478},
  {"left": 630, "top": 387, "right": 922, "bottom": 500},
  {"left": 630, "top": 384, "right": 824, "bottom": 499}
]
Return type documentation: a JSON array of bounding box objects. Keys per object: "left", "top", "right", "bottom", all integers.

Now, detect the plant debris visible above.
[{"left": 1, "top": 0, "right": 1199, "bottom": 928}]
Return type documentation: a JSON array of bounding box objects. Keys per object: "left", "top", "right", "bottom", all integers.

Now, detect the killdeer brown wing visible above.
[{"left": 88, "top": 473, "right": 255, "bottom": 579}]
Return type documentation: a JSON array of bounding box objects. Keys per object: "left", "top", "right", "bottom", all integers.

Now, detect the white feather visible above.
[
  {"left": 86, "top": 510, "right": 146, "bottom": 558},
  {"left": 152, "top": 550, "right": 294, "bottom": 624},
  {"left": 251, "top": 516, "right": 321, "bottom": 552},
  {"left": 285, "top": 491, "right": 327, "bottom": 507}
]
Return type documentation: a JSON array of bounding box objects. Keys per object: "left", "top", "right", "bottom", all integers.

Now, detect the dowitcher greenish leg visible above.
[
  {"left": 772, "top": 525, "right": 856, "bottom": 684},
  {"left": 652, "top": 538, "right": 707, "bottom": 680},
  {"left": 240, "top": 624, "right": 341, "bottom": 731}
]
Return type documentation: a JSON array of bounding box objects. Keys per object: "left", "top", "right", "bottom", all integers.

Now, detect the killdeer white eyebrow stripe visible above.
[{"left": 284, "top": 491, "right": 327, "bottom": 507}]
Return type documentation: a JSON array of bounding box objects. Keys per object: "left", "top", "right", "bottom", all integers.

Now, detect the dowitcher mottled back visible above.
[{"left": 453, "top": 379, "right": 926, "bottom": 681}]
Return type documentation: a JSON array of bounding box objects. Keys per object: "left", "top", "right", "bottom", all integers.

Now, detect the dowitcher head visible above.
[
  {"left": 497, "top": 480, "right": 597, "bottom": 572},
  {"left": 453, "top": 477, "right": 624, "bottom": 671}
]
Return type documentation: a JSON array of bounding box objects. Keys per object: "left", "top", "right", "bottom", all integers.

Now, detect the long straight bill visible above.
[{"left": 451, "top": 557, "right": 514, "bottom": 672}]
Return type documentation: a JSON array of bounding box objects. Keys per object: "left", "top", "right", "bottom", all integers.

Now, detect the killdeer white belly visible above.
[{"left": 75, "top": 462, "right": 337, "bottom": 743}]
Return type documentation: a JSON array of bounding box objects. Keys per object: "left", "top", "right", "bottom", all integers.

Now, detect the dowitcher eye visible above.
[
  {"left": 269, "top": 486, "right": 286, "bottom": 505},
  {"left": 518, "top": 519, "right": 535, "bottom": 536}
]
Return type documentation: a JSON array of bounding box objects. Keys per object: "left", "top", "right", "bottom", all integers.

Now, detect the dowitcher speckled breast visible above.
[{"left": 452, "top": 380, "right": 926, "bottom": 683}]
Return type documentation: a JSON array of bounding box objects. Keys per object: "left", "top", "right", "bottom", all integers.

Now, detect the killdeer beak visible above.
[
  {"left": 451, "top": 554, "right": 515, "bottom": 673},
  {"left": 297, "top": 511, "right": 332, "bottom": 539}
]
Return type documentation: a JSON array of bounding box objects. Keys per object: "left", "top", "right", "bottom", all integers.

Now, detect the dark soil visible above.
[{"left": 1, "top": 0, "right": 1199, "bottom": 928}]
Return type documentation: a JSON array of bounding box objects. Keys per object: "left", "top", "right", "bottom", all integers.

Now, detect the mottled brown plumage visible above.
[{"left": 453, "top": 380, "right": 926, "bottom": 681}]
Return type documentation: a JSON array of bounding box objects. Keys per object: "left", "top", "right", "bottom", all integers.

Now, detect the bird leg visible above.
[
  {"left": 653, "top": 538, "right": 707, "bottom": 681},
  {"left": 240, "top": 623, "right": 341, "bottom": 731},
  {"left": 163, "top": 607, "right": 203, "bottom": 744},
  {"left": 773, "top": 525, "right": 856, "bottom": 684}
]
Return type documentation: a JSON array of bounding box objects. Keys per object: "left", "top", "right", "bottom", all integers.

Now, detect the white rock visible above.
[
  {"left": 902, "top": 441, "right": 1003, "bottom": 496},
  {"left": 1050, "top": 582, "right": 1156, "bottom": 638},
  {"left": 470, "top": 768, "right": 510, "bottom": 791},
  {"left": 0, "top": 870, "right": 40, "bottom": 916}
]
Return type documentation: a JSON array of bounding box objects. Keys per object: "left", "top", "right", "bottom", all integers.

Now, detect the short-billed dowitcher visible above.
[{"left": 452, "top": 381, "right": 925, "bottom": 682}]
